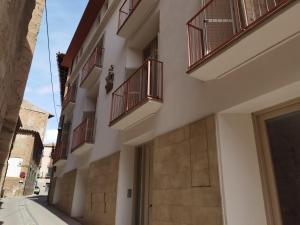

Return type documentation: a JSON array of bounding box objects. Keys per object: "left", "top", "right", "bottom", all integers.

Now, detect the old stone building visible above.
[
  {"left": 3, "top": 100, "right": 52, "bottom": 197},
  {"left": 0, "top": 0, "right": 45, "bottom": 192}
]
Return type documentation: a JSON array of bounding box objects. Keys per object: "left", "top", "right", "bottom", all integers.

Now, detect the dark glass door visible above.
[{"left": 266, "top": 110, "right": 300, "bottom": 225}]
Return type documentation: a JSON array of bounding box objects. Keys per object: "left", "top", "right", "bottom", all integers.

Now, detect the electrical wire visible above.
[{"left": 45, "top": 0, "right": 59, "bottom": 124}]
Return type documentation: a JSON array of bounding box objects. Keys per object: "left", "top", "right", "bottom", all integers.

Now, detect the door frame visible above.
[
  {"left": 132, "top": 142, "right": 153, "bottom": 225},
  {"left": 253, "top": 97, "right": 300, "bottom": 225}
]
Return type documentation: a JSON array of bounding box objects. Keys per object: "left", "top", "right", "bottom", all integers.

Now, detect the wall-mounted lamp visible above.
[{"left": 105, "top": 65, "right": 114, "bottom": 94}]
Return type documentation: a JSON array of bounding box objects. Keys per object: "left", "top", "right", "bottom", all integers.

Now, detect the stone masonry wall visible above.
[
  {"left": 0, "top": 0, "right": 45, "bottom": 192},
  {"left": 3, "top": 99, "right": 50, "bottom": 197},
  {"left": 84, "top": 152, "right": 120, "bottom": 225},
  {"left": 3, "top": 177, "right": 23, "bottom": 196},
  {"left": 57, "top": 170, "right": 77, "bottom": 215},
  {"left": 19, "top": 101, "right": 50, "bottom": 140},
  {"left": 151, "top": 115, "right": 223, "bottom": 225},
  {"left": 3, "top": 134, "right": 36, "bottom": 197}
]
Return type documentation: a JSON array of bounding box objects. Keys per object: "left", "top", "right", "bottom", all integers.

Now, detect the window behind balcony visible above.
[
  {"left": 97, "top": 36, "right": 104, "bottom": 67},
  {"left": 143, "top": 37, "right": 159, "bottom": 98},
  {"left": 143, "top": 36, "right": 158, "bottom": 60},
  {"left": 82, "top": 111, "right": 96, "bottom": 143}
]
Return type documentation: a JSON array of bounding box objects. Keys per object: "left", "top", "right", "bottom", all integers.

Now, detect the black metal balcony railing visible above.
[
  {"left": 187, "top": 0, "right": 291, "bottom": 70},
  {"left": 71, "top": 114, "right": 95, "bottom": 152},
  {"left": 118, "top": 0, "right": 141, "bottom": 32},
  {"left": 110, "top": 59, "right": 163, "bottom": 125},
  {"left": 81, "top": 47, "right": 103, "bottom": 86}
]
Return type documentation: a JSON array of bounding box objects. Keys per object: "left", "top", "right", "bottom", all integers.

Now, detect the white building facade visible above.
[{"left": 50, "top": 0, "right": 300, "bottom": 225}]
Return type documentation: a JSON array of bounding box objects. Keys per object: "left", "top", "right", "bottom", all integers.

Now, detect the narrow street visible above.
[{"left": 0, "top": 196, "right": 81, "bottom": 225}]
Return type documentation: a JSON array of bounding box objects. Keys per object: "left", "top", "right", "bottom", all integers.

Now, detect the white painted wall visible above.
[
  {"left": 52, "top": 177, "right": 62, "bottom": 205},
  {"left": 216, "top": 114, "right": 267, "bottom": 225},
  {"left": 115, "top": 147, "right": 135, "bottom": 225},
  {"left": 6, "top": 158, "right": 23, "bottom": 177},
  {"left": 71, "top": 168, "right": 89, "bottom": 218}
]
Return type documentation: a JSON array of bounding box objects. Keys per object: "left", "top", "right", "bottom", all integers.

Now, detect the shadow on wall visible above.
[{"left": 0, "top": 200, "right": 4, "bottom": 224}]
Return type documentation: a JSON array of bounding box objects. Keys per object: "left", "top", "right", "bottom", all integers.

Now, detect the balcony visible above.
[
  {"left": 110, "top": 59, "right": 163, "bottom": 130},
  {"left": 117, "top": 0, "right": 158, "bottom": 38},
  {"left": 80, "top": 47, "right": 103, "bottom": 89},
  {"left": 62, "top": 85, "right": 76, "bottom": 114},
  {"left": 187, "top": 0, "right": 298, "bottom": 81},
  {"left": 52, "top": 143, "right": 67, "bottom": 167},
  {"left": 71, "top": 114, "right": 95, "bottom": 155}
]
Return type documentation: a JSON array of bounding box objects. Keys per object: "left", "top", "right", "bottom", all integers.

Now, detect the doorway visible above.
[
  {"left": 254, "top": 99, "right": 300, "bottom": 225},
  {"left": 132, "top": 142, "right": 153, "bottom": 225}
]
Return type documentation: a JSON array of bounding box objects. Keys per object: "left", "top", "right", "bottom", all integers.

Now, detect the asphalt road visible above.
[{"left": 0, "top": 196, "right": 81, "bottom": 225}]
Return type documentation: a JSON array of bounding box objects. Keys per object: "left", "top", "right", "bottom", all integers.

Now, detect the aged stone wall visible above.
[
  {"left": 20, "top": 100, "right": 51, "bottom": 140},
  {"left": 57, "top": 170, "right": 77, "bottom": 215},
  {"left": 11, "top": 134, "right": 36, "bottom": 166},
  {"left": 3, "top": 177, "right": 23, "bottom": 196},
  {"left": 3, "top": 134, "right": 34, "bottom": 196},
  {"left": 2, "top": 100, "right": 50, "bottom": 197},
  {"left": 0, "top": 0, "right": 45, "bottom": 127},
  {"left": 0, "top": 0, "right": 45, "bottom": 192},
  {"left": 84, "top": 152, "right": 120, "bottom": 225},
  {"left": 150, "top": 115, "right": 223, "bottom": 225},
  {"left": 3, "top": 133, "right": 38, "bottom": 197},
  {"left": 4, "top": 161, "right": 39, "bottom": 197}
]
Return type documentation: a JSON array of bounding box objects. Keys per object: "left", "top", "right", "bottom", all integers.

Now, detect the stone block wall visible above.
[
  {"left": 3, "top": 133, "right": 36, "bottom": 197},
  {"left": 19, "top": 101, "right": 50, "bottom": 140},
  {"left": 3, "top": 177, "right": 23, "bottom": 196},
  {"left": 11, "top": 134, "right": 35, "bottom": 166},
  {"left": 84, "top": 152, "right": 120, "bottom": 225},
  {"left": 150, "top": 115, "right": 223, "bottom": 225},
  {"left": 57, "top": 170, "right": 77, "bottom": 215},
  {"left": 0, "top": 0, "right": 45, "bottom": 193}
]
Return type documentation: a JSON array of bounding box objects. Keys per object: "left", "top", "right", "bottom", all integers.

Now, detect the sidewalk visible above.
[{"left": 0, "top": 195, "right": 81, "bottom": 225}]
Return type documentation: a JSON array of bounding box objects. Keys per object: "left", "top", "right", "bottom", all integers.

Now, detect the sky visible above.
[{"left": 24, "top": 1, "right": 88, "bottom": 144}]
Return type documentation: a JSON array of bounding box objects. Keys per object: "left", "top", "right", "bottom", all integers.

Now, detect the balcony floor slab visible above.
[
  {"left": 80, "top": 66, "right": 102, "bottom": 89},
  {"left": 72, "top": 143, "right": 93, "bottom": 156},
  {"left": 53, "top": 159, "right": 67, "bottom": 167},
  {"left": 111, "top": 99, "right": 162, "bottom": 130},
  {"left": 118, "top": 0, "right": 158, "bottom": 38}
]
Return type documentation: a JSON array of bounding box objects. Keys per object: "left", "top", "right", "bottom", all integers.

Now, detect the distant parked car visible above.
[{"left": 33, "top": 186, "right": 40, "bottom": 195}]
